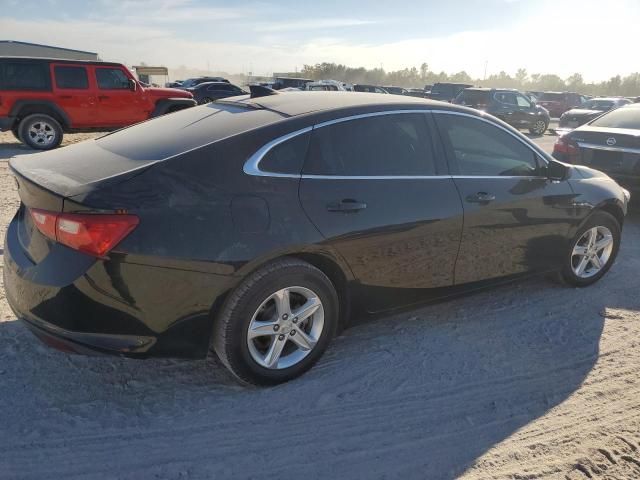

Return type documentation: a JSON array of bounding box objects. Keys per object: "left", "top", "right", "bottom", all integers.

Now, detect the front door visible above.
[
  {"left": 50, "top": 64, "right": 98, "bottom": 127},
  {"left": 433, "top": 112, "right": 576, "bottom": 284},
  {"left": 298, "top": 111, "right": 463, "bottom": 312},
  {"left": 92, "top": 66, "right": 148, "bottom": 127}
]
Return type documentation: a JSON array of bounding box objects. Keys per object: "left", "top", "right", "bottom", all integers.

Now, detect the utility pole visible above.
[{"left": 484, "top": 60, "right": 488, "bottom": 81}]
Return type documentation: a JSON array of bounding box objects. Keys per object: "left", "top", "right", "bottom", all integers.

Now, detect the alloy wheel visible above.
[
  {"left": 27, "top": 121, "right": 56, "bottom": 146},
  {"left": 571, "top": 226, "right": 614, "bottom": 278},
  {"left": 533, "top": 120, "right": 546, "bottom": 135},
  {"left": 247, "top": 286, "right": 325, "bottom": 369}
]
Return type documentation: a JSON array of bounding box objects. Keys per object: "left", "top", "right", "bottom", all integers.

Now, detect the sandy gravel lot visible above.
[{"left": 1, "top": 129, "right": 640, "bottom": 479}]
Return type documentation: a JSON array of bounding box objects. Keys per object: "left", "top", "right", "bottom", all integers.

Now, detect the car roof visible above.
[
  {"left": 220, "top": 91, "right": 445, "bottom": 116},
  {"left": 588, "top": 97, "right": 624, "bottom": 102},
  {"left": 0, "top": 56, "right": 123, "bottom": 67},
  {"left": 195, "top": 81, "right": 236, "bottom": 88}
]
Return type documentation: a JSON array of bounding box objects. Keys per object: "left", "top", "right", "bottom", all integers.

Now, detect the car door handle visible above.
[
  {"left": 466, "top": 192, "right": 496, "bottom": 203},
  {"left": 58, "top": 95, "right": 73, "bottom": 99},
  {"left": 327, "top": 199, "right": 367, "bottom": 213},
  {"left": 98, "top": 95, "right": 109, "bottom": 100}
]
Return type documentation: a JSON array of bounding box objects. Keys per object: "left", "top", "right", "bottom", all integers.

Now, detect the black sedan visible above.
[
  {"left": 4, "top": 91, "right": 629, "bottom": 385},
  {"left": 554, "top": 103, "right": 640, "bottom": 195},
  {"left": 558, "top": 97, "right": 631, "bottom": 132},
  {"left": 189, "top": 81, "right": 247, "bottom": 104}
]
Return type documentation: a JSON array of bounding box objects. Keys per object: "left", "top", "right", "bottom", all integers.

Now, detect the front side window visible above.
[
  {"left": 494, "top": 92, "right": 517, "bottom": 105},
  {"left": 96, "top": 68, "right": 131, "bottom": 90},
  {"left": 303, "top": 113, "right": 436, "bottom": 176},
  {"left": 516, "top": 94, "right": 531, "bottom": 108},
  {"left": 54, "top": 66, "right": 89, "bottom": 89},
  {"left": 436, "top": 114, "right": 539, "bottom": 177}
]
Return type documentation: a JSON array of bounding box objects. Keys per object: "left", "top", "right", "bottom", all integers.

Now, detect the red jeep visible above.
[{"left": 0, "top": 57, "right": 196, "bottom": 150}]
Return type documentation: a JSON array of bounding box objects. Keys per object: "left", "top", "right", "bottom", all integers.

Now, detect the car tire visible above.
[
  {"left": 529, "top": 119, "right": 548, "bottom": 136},
  {"left": 212, "top": 257, "right": 339, "bottom": 386},
  {"left": 560, "top": 211, "right": 621, "bottom": 287},
  {"left": 200, "top": 97, "right": 213, "bottom": 104},
  {"left": 19, "top": 114, "right": 63, "bottom": 150}
]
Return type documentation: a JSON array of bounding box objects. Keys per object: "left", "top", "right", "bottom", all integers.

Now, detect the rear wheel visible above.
[
  {"left": 18, "top": 114, "right": 63, "bottom": 150},
  {"left": 561, "top": 211, "right": 621, "bottom": 287},
  {"left": 529, "top": 119, "right": 548, "bottom": 136},
  {"left": 212, "top": 258, "right": 339, "bottom": 386}
]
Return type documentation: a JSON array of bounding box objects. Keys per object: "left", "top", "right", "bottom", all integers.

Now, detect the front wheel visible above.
[
  {"left": 212, "top": 258, "right": 339, "bottom": 386},
  {"left": 561, "top": 211, "right": 621, "bottom": 287},
  {"left": 529, "top": 119, "right": 548, "bottom": 136}
]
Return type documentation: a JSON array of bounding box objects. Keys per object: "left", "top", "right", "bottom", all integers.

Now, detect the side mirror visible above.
[
  {"left": 545, "top": 159, "right": 568, "bottom": 181},
  {"left": 129, "top": 78, "right": 138, "bottom": 92}
]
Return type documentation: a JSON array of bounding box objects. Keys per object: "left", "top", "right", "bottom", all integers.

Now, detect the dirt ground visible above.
[{"left": 1, "top": 129, "right": 640, "bottom": 479}]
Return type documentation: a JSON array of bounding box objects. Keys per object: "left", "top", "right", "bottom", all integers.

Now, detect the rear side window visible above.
[
  {"left": 96, "top": 68, "right": 130, "bottom": 89},
  {"left": 260, "top": 132, "right": 311, "bottom": 175},
  {"left": 54, "top": 66, "right": 89, "bottom": 89},
  {"left": 456, "top": 90, "right": 490, "bottom": 107},
  {"left": 0, "top": 62, "right": 49, "bottom": 90},
  {"left": 303, "top": 113, "right": 436, "bottom": 176},
  {"left": 435, "top": 114, "right": 539, "bottom": 176}
]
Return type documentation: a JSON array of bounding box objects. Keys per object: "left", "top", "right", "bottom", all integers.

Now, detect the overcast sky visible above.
[{"left": 1, "top": 0, "right": 637, "bottom": 81}]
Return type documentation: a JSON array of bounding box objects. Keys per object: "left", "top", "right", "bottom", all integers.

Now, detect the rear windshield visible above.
[
  {"left": 540, "top": 93, "right": 565, "bottom": 101},
  {"left": 96, "top": 103, "right": 284, "bottom": 161},
  {"left": 590, "top": 107, "right": 640, "bottom": 129},
  {"left": 455, "top": 90, "right": 490, "bottom": 107}
]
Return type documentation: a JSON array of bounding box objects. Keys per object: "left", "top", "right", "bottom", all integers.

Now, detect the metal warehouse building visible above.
[{"left": 0, "top": 40, "right": 98, "bottom": 61}]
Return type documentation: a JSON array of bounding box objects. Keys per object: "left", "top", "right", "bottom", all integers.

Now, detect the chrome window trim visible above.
[
  {"left": 301, "top": 175, "right": 451, "bottom": 180},
  {"left": 243, "top": 108, "right": 550, "bottom": 178},
  {"left": 577, "top": 142, "right": 640, "bottom": 155},
  {"left": 243, "top": 126, "right": 313, "bottom": 178}
]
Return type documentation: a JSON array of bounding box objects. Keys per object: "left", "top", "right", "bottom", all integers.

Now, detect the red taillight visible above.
[
  {"left": 553, "top": 136, "right": 580, "bottom": 162},
  {"left": 29, "top": 209, "right": 139, "bottom": 257}
]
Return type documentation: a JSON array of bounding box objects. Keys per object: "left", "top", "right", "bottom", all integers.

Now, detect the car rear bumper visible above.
[{"left": 4, "top": 212, "right": 235, "bottom": 359}]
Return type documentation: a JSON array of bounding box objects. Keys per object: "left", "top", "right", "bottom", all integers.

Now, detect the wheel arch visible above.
[
  {"left": 595, "top": 200, "right": 625, "bottom": 230},
  {"left": 9, "top": 100, "right": 71, "bottom": 129},
  {"left": 224, "top": 248, "right": 356, "bottom": 332}
]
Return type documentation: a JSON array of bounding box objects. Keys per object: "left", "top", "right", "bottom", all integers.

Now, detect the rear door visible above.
[
  {"left": 50, "top": 64, "right": 97, "bottom": 127},
  {"left": 492, "top": 91, "right": 519, "bottom": 126},
  {"left": 298, "top": 111, "right": 463, "bottom": 312},
  {"left": 92, "top": 66, "right": 148, "bottom": 126},
  {"left": 433, "top": 112, "right": 576, "bottom": 284}
]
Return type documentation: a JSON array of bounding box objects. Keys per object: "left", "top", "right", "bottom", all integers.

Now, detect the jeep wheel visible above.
[{"left": 19, "top": 114, "right": 63, "bottom": 150}]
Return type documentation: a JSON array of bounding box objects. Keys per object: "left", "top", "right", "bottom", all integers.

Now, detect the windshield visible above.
[
  {"left": 590, "top": 107, "right": 640, "bottom": 129},
  {"left": 181, "top": 79, "right": 196, "bottom": 88},
  {"left": 583, "top": 100, "right": 614, "bottom": 111},
  {"left": 540, "top": 93, "right": 565, "bottom": 101}
]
